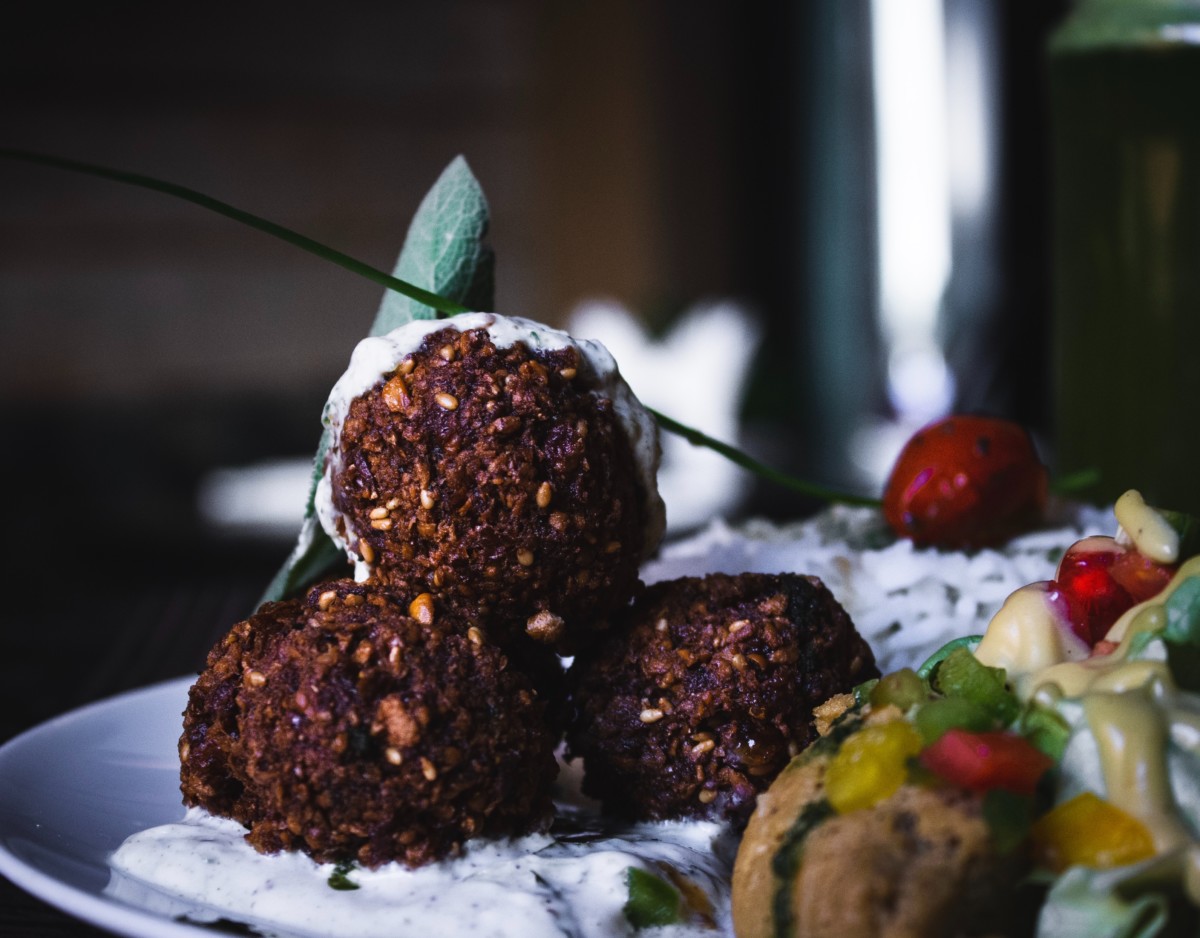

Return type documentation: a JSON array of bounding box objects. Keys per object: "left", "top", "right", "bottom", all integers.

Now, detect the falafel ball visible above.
[
  {"left": 315, "top": 313, "right": 665, "bottom": 649},
  {"left": 179, "top": 578, "right": 559, "bottom": 869},
  {"left": 733, "top": 765, "right": 1024, "bottom": 938},
  {"left": 564, "top": 572, "right": 878, "bottom": 825},
  {"left": 732, "top": 703, "right": 1028, "bottom": 938}
]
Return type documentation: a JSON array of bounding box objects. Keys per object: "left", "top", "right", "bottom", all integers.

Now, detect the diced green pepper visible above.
[
  {"left": 853, "top": 678, "right": 879, "bottom": 707},
  {"left": 932, "top": 648, "right": 1020, "bottom": 727},
  {"left": 869, "top": 668, "right": 929, "bottom": 711},
  {"left": 1017, "top": 702, "right": 1071, "bottom": 761},
  {"left": 914, "top": 696, "right": 996, "bottom": 745}
]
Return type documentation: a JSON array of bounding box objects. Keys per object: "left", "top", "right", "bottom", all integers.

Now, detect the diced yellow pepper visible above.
[
  {"left": 1031, "top": 791, "right": 1157, "bottom": 871},
  {"left": 824, "top": 720, "right": 923, "bottom": 814}
]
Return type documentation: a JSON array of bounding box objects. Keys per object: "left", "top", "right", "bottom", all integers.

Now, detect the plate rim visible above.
[{"left": 0, "top": 675, "right": 229, "bottom": 938}]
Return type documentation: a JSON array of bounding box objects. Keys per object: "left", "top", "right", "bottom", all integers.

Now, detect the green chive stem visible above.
[
  {"left": 1049, "top": 466, "right": 1101, "bottom": 495},
  {"left": 648, "top": 408, "right": 881, "bottom": 507},
  {"left": 0, "top": 147, "right": 469, "bottom": 317}
]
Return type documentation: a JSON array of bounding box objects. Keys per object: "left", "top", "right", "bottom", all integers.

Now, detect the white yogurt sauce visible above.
[
  {"left": 107, "top": 802, "right": 735, "bottom": 938},
  {"left": 314, "top": 313, "right": 666, "bottom": 580}
]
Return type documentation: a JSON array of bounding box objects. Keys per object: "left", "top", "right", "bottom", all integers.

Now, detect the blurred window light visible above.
[
  {"left": 856, "top": 0, "right": 998, "bottom": 485},
  {"left": 946, "top": 0, "right": 995, "bottom": 220},
  {"left": 1160, "top": 24, "right": 1200, "bottom": 42},
  {"left": 197, "top": 459, "right": 310, "bottom": 539},
  {"left": 871, "top": 0, "right": 952, "bottom": 381},
  {"left": 569, "top": 299, "right": 761, "bottom": 534},
  {"left": 888, "top": 344, "right": 955, "bottom": 419}
]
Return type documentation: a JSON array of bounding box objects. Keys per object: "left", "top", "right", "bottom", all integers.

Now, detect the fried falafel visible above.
[
  {"left": 732, "top": 699, "right": 1029, "bottom": 938},
  {"left": 179, "top": 578, "right": 559, "bottom": 869},
  {"left": 564, "top": 572, "right": 878, "bottom": 825},
  {"left": 314, "top": 313, "right": 664, "bottom": 650}
]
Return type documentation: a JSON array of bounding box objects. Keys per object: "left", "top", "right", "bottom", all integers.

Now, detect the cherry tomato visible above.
[{"left": 883, "top": 415, "right": 1048, "bottom": 549}]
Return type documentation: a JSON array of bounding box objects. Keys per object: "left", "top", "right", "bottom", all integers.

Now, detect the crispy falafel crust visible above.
[
  {"left": 565, "top": 572, "right": 878, "bottom": 825},
  {"left": 179, "top": 579, "right": 559, "bottom": 869},
  {"left": 328, "top": 325, "right": 648, "bottom": 647}
]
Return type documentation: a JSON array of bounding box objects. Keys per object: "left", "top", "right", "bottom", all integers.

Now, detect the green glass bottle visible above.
[{"left": 1049, "top": 0, "right": 1200, "bottom": 516}]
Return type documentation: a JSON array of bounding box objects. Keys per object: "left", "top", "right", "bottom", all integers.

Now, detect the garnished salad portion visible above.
[{"left": 733, "top": 489, "right": 1200, "bottom": 938}]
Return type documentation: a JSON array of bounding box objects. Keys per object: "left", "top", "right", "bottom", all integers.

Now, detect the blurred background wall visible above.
[{"left": 0, "top": 1, "right": 1070, "bottom": 637}]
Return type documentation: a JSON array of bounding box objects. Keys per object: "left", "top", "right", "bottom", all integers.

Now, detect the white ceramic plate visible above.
[{"left": 0, "top": 676, "right": 224, "bottom": 938}]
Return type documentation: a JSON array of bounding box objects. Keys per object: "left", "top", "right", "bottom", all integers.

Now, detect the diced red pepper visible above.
[{"left": 919, "top": 728, "right": 1053, "bottom": 796}]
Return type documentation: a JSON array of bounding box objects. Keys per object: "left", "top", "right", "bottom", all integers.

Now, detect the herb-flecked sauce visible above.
[{"left": 107, "top": 762, "right": 736, "bottom": 938}]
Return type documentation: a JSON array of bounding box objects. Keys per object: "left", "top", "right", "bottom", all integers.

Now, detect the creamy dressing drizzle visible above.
[
  {"left": 974, "top": 583, "right": 1091, "bottom": 680},
  {"left": 1115, "top": 489, "right": 1180, "bottom": 564},
  {"left": 1082, "top": 690, "right": 1191, "bottom": 853},
  {"left": 974, "top": 501, "right": 1200, "bottom": 902},
  {"left": 314, "top": 313, "right": 666, "bottom": 579},
  {"left": 107, "top": 805, "right": 735, "bottom": 938}
]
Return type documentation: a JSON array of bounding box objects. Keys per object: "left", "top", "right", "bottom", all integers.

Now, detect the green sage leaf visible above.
[
  {"left": 374, "top": 154, "right": 494, "bottom": 331},
  {"left": 258, "top": 516, "right": 345, "bottom": 607},
  {"left": 259, "top": 157, "right": 494, "bottom": 605}
]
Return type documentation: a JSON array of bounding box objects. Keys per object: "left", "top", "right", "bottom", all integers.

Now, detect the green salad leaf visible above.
[
  {"left": 1037, "top": 861, "right": 1172, "bottom": 938},
  {"left": 259, "top": 156, "right": 494, "bottom": 604},
  {"left": 932, "top": 646, "right": 1021, "bottom": 726},
  {"left": 1161, "top": 576, "right": 1200, "bottom": 691},
  {"left": 1162, "top": 576, "right": 1200, "bottom": 645},
  {"left": 623, "top": 866, "right": 681, "bottom": 929},
  {"left": 327, "top": 859, "right": 360, "bottom": 891},
  {"left": 1160, "top": 509, "right": 1200, "bottom": 563}
]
